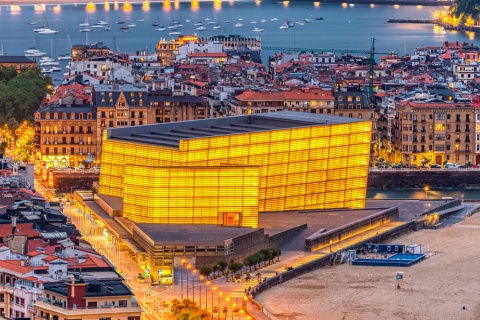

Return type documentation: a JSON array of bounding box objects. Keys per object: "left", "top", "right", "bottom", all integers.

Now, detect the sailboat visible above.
[
  {"left": 38, "top": 13, "right": 59, "bottom": 35},
  {"left": 58, "top": 34, "right": 72, "bottom": 60}
]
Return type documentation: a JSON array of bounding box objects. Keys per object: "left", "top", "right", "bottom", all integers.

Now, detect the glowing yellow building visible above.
[{"left": 99, "top": 112, "right": 372, "bottom": 228}]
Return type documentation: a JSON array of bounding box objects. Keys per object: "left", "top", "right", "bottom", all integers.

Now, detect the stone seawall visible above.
[{"left": 367, "top": 170, "right": 480, "bottom": 189}]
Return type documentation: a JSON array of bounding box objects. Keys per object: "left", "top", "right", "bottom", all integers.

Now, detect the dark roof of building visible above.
[
  {"left": 92, "top": 84, "right": 147, "bottom": 107},
  {"left": 148, "top": 95, "right": 204, "bottom": 103},
  {"left": 134, "top": 223, "right": 260, "bottom": 245},
  {"left": 43, "top": 280, "right": 133, "bottom": 297},
  {"left": 0, "top": 56, "right": 35, "bottom": 64},
  {"left": 107, "top": 111, "right": 367, "bottom": 148}
]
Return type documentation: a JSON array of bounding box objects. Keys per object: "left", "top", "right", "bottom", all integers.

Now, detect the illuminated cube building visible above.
[{"left": 99, "top": 111, "right": 372, "bottom": 228}]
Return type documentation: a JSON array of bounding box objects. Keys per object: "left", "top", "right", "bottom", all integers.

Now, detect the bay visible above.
[{"left": 0, "top": 0, "right": 476, "bottom": 66}]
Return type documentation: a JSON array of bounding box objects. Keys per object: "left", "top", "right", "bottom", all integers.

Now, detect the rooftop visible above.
[
  {"left": 134, "top": 223, "right": 260, "bottom": 245},
  {"left": 107, "top": 111, "right": 366, "bottom": 148}
]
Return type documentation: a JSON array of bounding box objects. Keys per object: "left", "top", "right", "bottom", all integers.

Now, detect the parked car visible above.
[
  {"left": 392, "top": 164, "right": 401, "bottom": 169},
  {"left": 430, "top": 164, "right": 442, "bottom": 169}
]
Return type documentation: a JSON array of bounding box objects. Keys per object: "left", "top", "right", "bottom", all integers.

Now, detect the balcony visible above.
[{"left": 34, "top": 300, "right": 142, "bottom": 316}]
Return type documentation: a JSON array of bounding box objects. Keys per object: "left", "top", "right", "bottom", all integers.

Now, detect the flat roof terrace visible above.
[
  {"left": 133, "top": 224, "right": 262, "bottom": 246},
  {"left": 107, "top": 111, "right": 366, "bottom": 148}
]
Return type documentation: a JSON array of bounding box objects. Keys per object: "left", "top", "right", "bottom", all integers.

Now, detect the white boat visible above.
[
  {"left": 50, "top": 66, "right": 62, "bottom": 72},
  {"left": 271, "top": 17, "right": 278, "bottom": 21},
  {"left": 152, "top": 21, "right": 159, "bottom": 26},
  {"left": 41, "top": 68, "right": 51, "bottom": 74},
  {"left": 185, "top": 19, "right": 191, "bottom": 23},
  {"left": 79, "top": 28, "right": 93, "bottom": 32},
  {"left": 127, "top": 23, "right": 136, "bottom": 28},
  {"left": 79, "top": 22, "right": 89, "bottom": 27},
  {"left": 92, "top": 25, "right": 104, "bottom": 28},
  {"left": 204, "top": 18, "right": 211, "bottom": 21},
  {"left": 103, "top": 27, "right": 111, "bottom": 31},
  {"left": 279, "top": 22, "right": 289, "bottom": 29},
  {"left": 304, "top": 18, "right": 312, "bottom": 23},
  {"left": 223, "top": 19, "right": 230, "bottom": 23},
  {"left": 238, "top": 18, "right": 244, "bottom": 21},
  {"left": 38, "top": 29, "right": 59, "bottom": 35},
  {"left": 57, "top": 54, "right": 71, "bottom": 60},
  {"left": 250, "top": 20, "right": 257, "bottom": 24},
  {"left": 33, "top": 26, "right": 47, "bottom": 32},
  {"left": 155, "top": 26, "right": 166, "bottom": 31},
  {"left": 234, "top": 22, "right": 243, "bottom": 27},
  {"left": 137, "top": 18, "right": 145, "bottom": 22},
  {"left": 24, "top": 48, "right": 46, "bottom": 57},
  {"left": 194, "top": 22, "right": 204, "bottom": 26},
  {"left": 213, "top": 25, "right": 221, "bottom": 29},
  {"left": 169, "top": 31, "right": 181, "bottom": 35},
  {"left": 260, "top": 19, "right": 267, "bottom": 23},
  {"left": 207, "top": 21, "right": 217, "bottom": 24},
  {"left": 97, "top": 20, "right": 108, "bottom": 25},
  {"left": 196, "top": 26, "right": 207, "bottom": 31},
  {"left": 28, "top": 22, "right": 37, "bottom": 25},
  {"left": 40, "top": 60, "right": 60, "bottom": 66},
  {"left": 116, "top": 20, "right": 125, "bottom": 24},
  {"left": 252, "top": 27, "right": 264, "bottom": 32},
  {"left": 40, "top": 56, "right": 55, "bottom": 62}
]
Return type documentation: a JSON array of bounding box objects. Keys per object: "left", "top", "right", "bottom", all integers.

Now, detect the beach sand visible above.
[{"left": 256, "top": 211, "right": 480, "bottom": 320}]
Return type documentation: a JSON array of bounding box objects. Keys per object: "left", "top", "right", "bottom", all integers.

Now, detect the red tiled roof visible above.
[
  {"left": 188, "top": 52, "right": 227, "bottom": 58},
  {"left": 0, "top": 260, "right": 33, "bottom": 274},
  {"left": 0, "top": 223, "right": 40, "bottom": 238}
]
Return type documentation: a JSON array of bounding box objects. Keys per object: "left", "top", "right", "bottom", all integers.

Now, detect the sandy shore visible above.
[{"left": 256, "top": 211, "right": 480, "bottom": 320}]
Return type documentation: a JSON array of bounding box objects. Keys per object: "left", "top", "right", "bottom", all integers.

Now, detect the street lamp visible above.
[
  {"left": 329, "top": 239, "right": 333, "bottom": 253},
  {"left": 187, "top": 264, "right": 191, "bottom": 299},
  {"left": 181, "top": 259, "right": 185, "bottom": 300},
  {"left": 218, "top": 292, "right": 222, "bottom": 320},
  {"left": 424, "top": 186, "right": 429, "bottom": 199},
  {"left": 211, "top": 286, "right": 216, "bottom": 320},
  {"left": 192, "top": 269, "right": 196, "bottom": 303}
]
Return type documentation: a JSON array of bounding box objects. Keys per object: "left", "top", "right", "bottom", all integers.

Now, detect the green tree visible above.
[
  {"left": 216, "top": 260, "right": 228, "bottom": 275},
  {"left": 228, "top": 262, "right": 244, "bottom": 278},
  {"left": 199, "top": 265, "right": 212, "bottom": 280},
  {"left": 0, "top": 67, "right": 52, "bottom": 126},
  {"left": 260, "top": 249, "right": 272, "bottom": 266}
]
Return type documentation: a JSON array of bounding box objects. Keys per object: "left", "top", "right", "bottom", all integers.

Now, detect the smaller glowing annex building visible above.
[{"left": 99, "top": 111, "right": 372, "bottom": 228}]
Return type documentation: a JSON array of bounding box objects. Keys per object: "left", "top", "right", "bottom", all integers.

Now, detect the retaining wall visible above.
[{"left": 304, "top": 207, "right": 399, "bottom": 252}]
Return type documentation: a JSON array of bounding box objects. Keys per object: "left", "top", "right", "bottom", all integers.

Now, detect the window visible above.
[{"left": 435, "top": 113, "right": 445, "bottom": 120}]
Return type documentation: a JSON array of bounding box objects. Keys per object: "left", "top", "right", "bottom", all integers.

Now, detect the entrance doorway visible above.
[
  {"left": 223, "top": 212, "right": 240, "bottom": 226},
  {"left": 435, "top": 155, "right": 442, "bottom": 165}
]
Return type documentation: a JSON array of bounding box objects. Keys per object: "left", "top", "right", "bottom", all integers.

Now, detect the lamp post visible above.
[
  {"left": 329, "top": 239, "right": 333, "bottom": 253},
  {"left": 218, "top": 292, "right": 222, "bottom": 320},
  {"left": 424, "top": 186, "right": 429, "bottom": 199},
  {"left": 205, "top": 280, "right": 211, "bottom": 310},
  {"left": 211, "top": 286, "right": 216, "bottom": 320},
  {"left": 192, "top": 269, "right": 196, "bottom": 303},
  {"left": 187, "top": 264, "right": 191, "bottom": 299},
  {"left": 199, "top": 276, "right": 203, "bottom": 309},
  {"left": 181, "top": 259, "right": 185, "bottom": 300}
]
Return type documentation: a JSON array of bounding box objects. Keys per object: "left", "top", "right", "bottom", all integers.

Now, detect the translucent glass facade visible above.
[
  {"left": 123, "top": 166, "right": 259, "bottom": 226},
  {"left": 99, "top": 116, "right": 371, "bottom": 227}
]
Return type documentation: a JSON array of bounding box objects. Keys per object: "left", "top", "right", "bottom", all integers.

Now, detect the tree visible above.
[
  {"left": 228, "top": 262, "right": 243, "bottom": 278},
  {"left": 253, "top": 252, "right": 265, "bottom": 269},
  {"left": 216, "top": 260, "right": 228, "bottom": 275},
  {"left": 199, "top": 265, "right": 212, "bottom": 280},
  {"left": 170, "top": 298, "right": 210, "bottom": 320},
  {"left": 243, "top": 256, "right": 254, "bottom": 272},
  {"left": 0, "top": 67, "right": 52, "bottom": 126},
  {"left": 211, "top": 264, "right": 219, "bottom": 279},
  {"left": 260, "top": 249, "right": 272, "bottom": 266}
]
